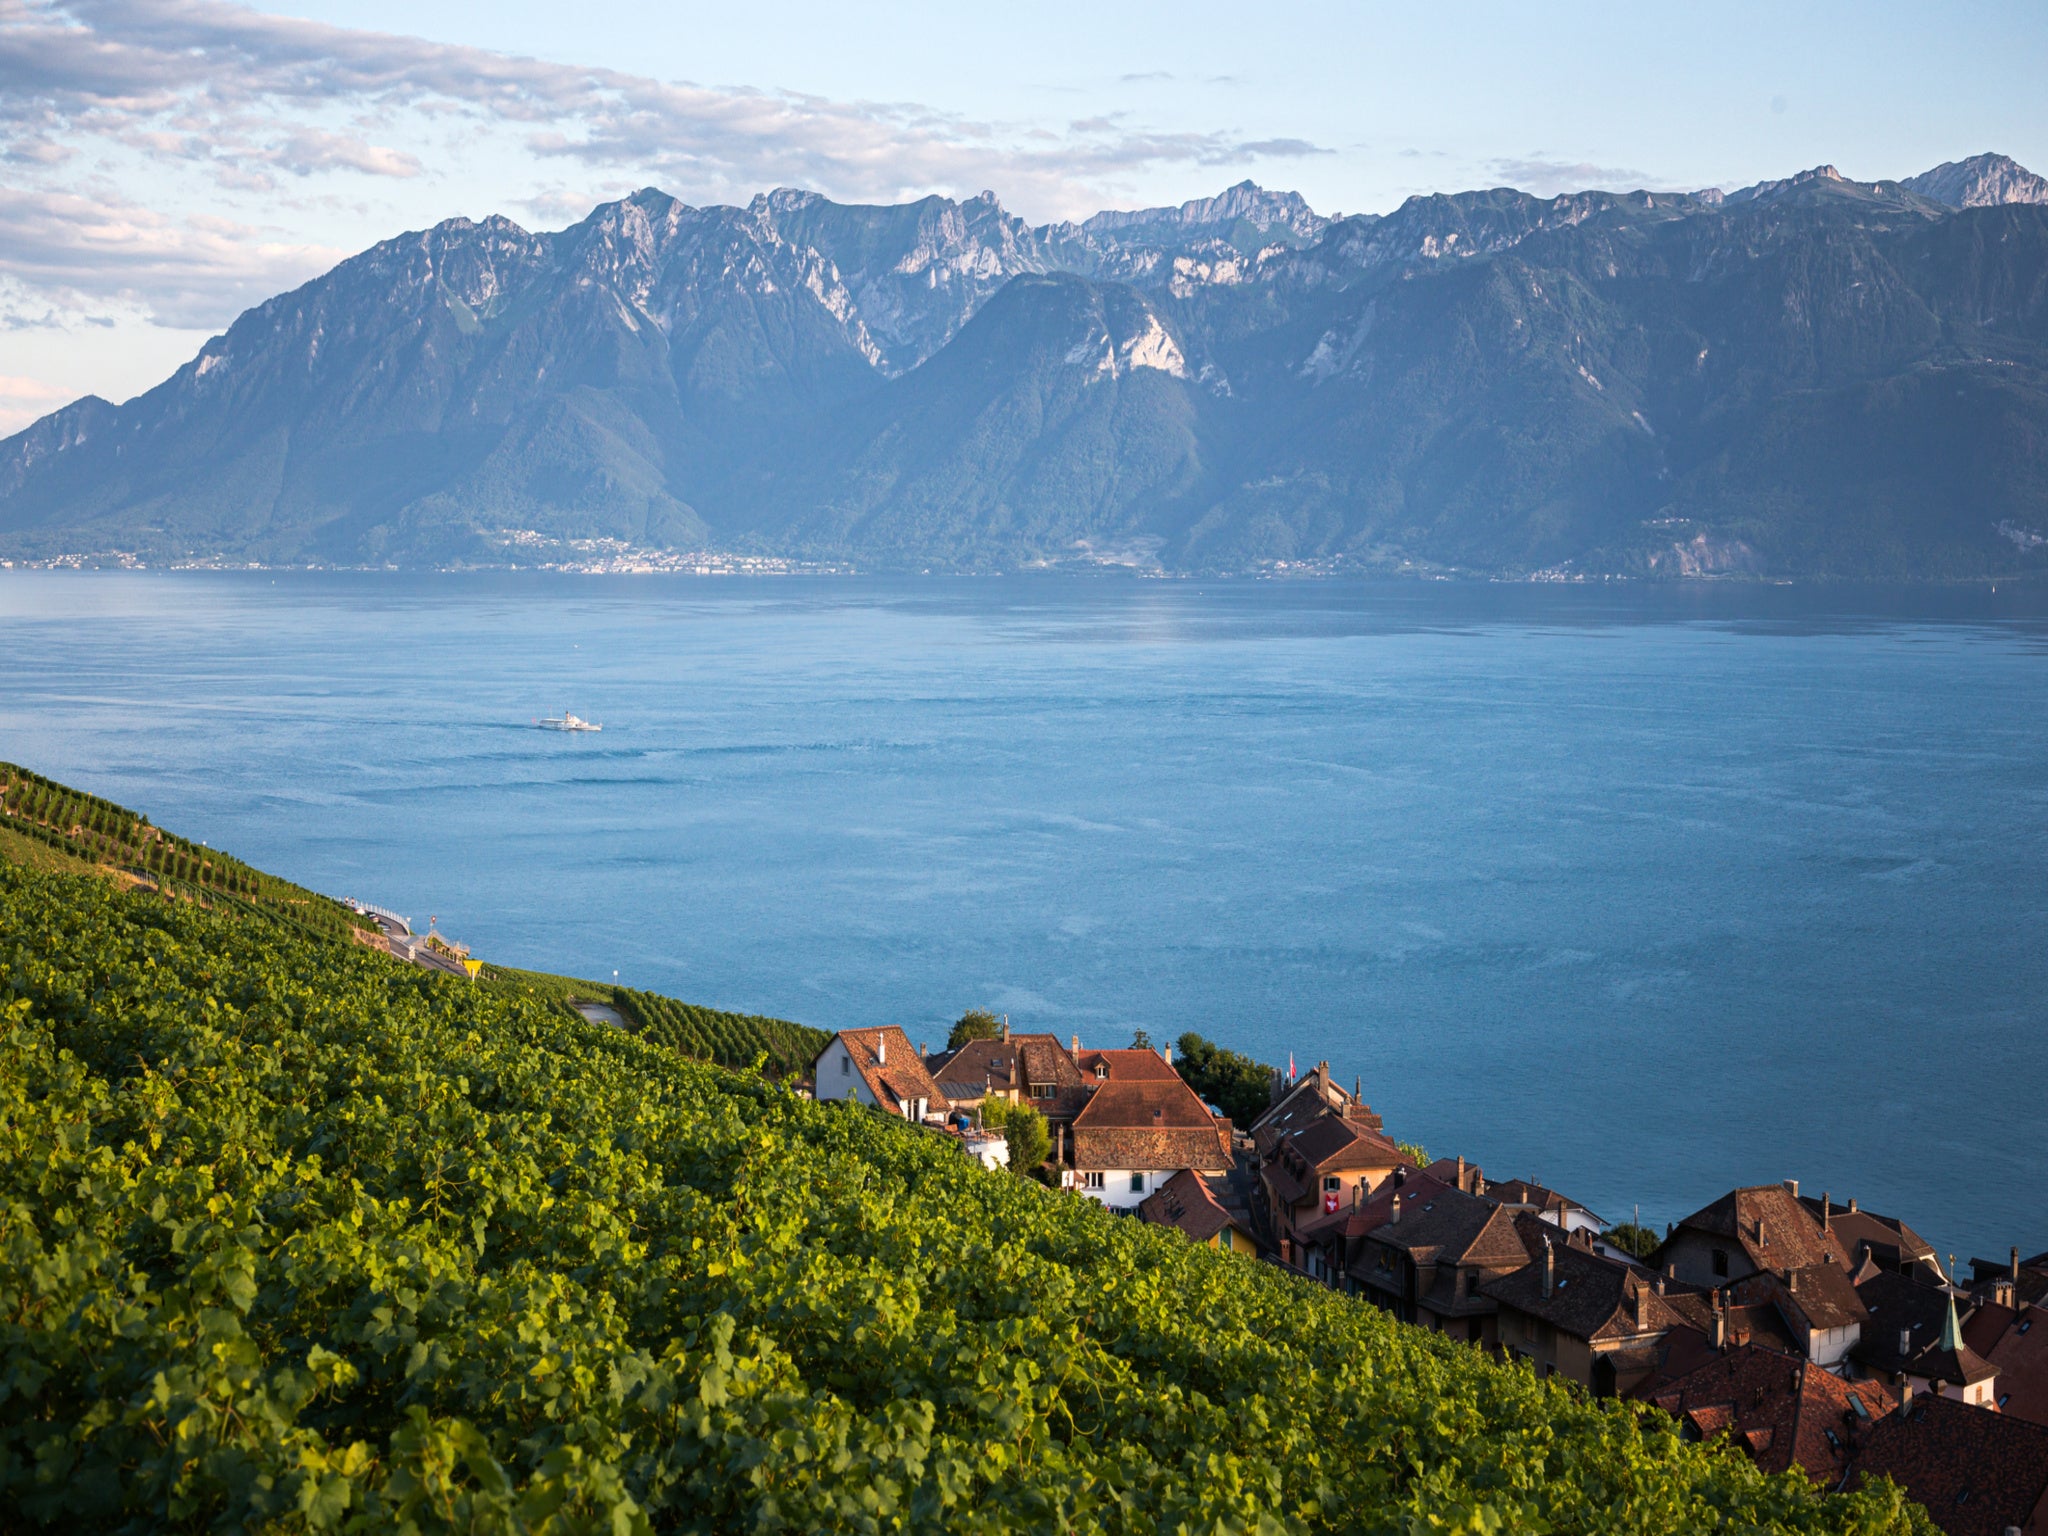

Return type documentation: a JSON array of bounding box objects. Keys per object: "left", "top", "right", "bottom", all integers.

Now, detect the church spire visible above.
[{"left": 1939, "top": 1254, "right": 1965, "bottom": 1354}]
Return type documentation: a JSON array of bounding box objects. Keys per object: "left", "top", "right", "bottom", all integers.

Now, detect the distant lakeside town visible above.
[{"left": 809, "top": 1013, "right": 2048, "bottom": 1534}]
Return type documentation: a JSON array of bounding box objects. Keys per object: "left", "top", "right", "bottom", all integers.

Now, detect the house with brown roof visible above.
[
  {"left": 1854, "top": 1268, "right": 2002, "bottom": 1409},
  {"left": 1294, "top": 1172, "right": 1441, "bottom": 1285},
  {"left": 1721, "top": 1263, "right": 1871, "bottom": 1369},
  {"left": 814, "top": 1027, "right": 946, "bottom": 1122},
  {"left": 1640, "top": 1344, "right": 1893, "bottom": 1484},
  {"left": 1846, "top": 1392, "right": 2048, "bottom": 1536},
  {"left": 1347, "top": 1182, "right": 1535, "bottom": 1346},
  {"left": 926, "top": 1024, "right": 1094, "bottom": 1123},
  {"left": 1485, "top": 1178, "right": 1606, "bottom": 1238},
  {"left": 1069, "top": 1075, "right": 1230, "bottom": 1211},
  {"left": 1484, "top": 1216, "right": 1711, "bottom": 1396},
  {"left": 1261, "top": 1114, "right": 1407, "bottom": 1245},
  {"left": 927, "top": 1036, "right": 1022, "bottom": 1111},
  {"left": 1799, "top": 1191, "right": 1944, "bottom": 1285},
  {"left": 1138, "top": 1169, "right": 1257, "bottom": 1255},
  {"left": 1075, "top": 1044, "right": 1182, "bottom": 1083},
  {"left": 1983, "top": 1304, "right": 2048, "bottom": 1426},
  {"left": 1654, "top": 1182, "right": 1850, "bottom": 1289},
  {"left": 1248, "top": 1061, "right": 1384, "bottom": 1154}
]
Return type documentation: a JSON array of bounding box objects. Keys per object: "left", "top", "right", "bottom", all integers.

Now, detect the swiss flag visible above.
[{"left": 1323, "top": 1191, "right": 1340, "bottom": 1214}]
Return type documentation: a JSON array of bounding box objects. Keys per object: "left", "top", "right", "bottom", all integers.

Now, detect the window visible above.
[
  {"left": 1031, "top": 1083, "right": 1053, "bottom": 1099},
  {"left": 1130, "top": 1172, "right": 1145, "bottom": 1193},
  {"left": 1711, "top": 1249, "right": 1729, "bottom": 1277},
  {"left": 840, "top": 1056, "right": 850, "bottom": 1076},
  {"left": 1083, "top": 1171, "right": 1105, "bottom": 1190},
  {"left": 1323, "top": 1175, "right": 1341, "bottom": 1192}
]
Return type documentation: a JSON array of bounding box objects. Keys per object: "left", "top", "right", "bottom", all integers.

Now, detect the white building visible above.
[
  {"left": 812, "top": 1027, "right": 944, "bottom": 1123},
  {"left": 1068, "top": 1075, "right": 1231, "bottom": 1213}
]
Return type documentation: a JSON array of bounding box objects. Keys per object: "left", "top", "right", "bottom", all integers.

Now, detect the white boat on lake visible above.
[{"left": 538, "top": 712, "right": 602, "bottom": 732}]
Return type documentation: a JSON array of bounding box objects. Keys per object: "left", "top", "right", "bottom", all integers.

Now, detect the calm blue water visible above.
[{"left": 4, "top": 572, "right": 2046, "bottom": 1262}]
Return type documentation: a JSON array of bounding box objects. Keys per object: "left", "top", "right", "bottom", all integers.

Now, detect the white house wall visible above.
[{"left": 814, "top": 1040, "right": 876, "bottom": 1108}]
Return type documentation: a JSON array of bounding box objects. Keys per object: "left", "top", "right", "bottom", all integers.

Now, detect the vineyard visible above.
[
  {"left": 0, "top": 854, "right": 1934, "bottom": 1534},
  {"left": 0, "top": 761, "right": 371, "bottom": 946},
  {"left": 613, "top": 985, "right": 828, "bottom": 1076}
]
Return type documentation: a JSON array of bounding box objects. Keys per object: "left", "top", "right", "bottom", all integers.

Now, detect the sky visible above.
[{"left": 3, "top": 0, "right": 2046, "bottom": 434}]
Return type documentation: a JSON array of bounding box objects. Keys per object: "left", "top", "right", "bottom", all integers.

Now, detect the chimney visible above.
[
  {"left": 1785, "top": 1178, "right": 1798, "bottom": 1198},
  {"left": 1001, "top": 1017, "right": 1010, "bottom": 1042},
  {"left": 1163, "top": 1040, "right": 1172, "bottom": 1065},
  {"left": 1353, "top": 1074, "right": 1361, "bottom": 1100},
  {"left": 1900, "top": 1379, "right": 1913, "bottom": 1409},
  {"left": 1391, "top": 1195, "right": 1402, "bottom": 1225},
  {"left": 1899, "top": 1327, "right": 1912, "bottom": 1356},
  {"left": 877, "top": 1034, "right": 886, "bottom": 1065},
  {"left": 1633, "top": 1280, "right": 1647, "bottom": 1328},
  {"left": 1352, "top": 1183, "right": 1361, "bottom": 1209},
  {"left": 1848, "top": 1196, "right": 1858, "bottom": 1213},
  {"left": 1655, "top": 1273, "right": 1666, "bottom": 1296},
  {"left": 1710, "top": 1294, "right": 1726, "bottom": 1349},
  {"left": 1821, "top": 1191, "right": 1831, "bottom": 1231},
  {"left": 1070, "top": 1033, "right": 1079, "bottom": 1055},
  {"left": 2015, "top": 1246, "right": 2023, "bottom": 1282},
  {"left": 1541, "top": 1240, "right": 1555, "bottom": 1298},
  {"left": 1456, "top": 1155, "right": 1467, "bottom": 1189}
]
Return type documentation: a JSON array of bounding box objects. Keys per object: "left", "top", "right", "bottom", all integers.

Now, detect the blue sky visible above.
[{"left": 3, "top": 0, "right": 2046, "bottom": 432}]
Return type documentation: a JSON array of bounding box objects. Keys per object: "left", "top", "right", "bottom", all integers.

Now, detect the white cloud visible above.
[
  {"left": 0, "top": 183, "right": 346, "bottom": 328},
  {"left": 1485, "top": 154, "right": 1668, "bottom": 196},
  {"left": 2, "top": 1, "right": 1329, "bottom": 219}
]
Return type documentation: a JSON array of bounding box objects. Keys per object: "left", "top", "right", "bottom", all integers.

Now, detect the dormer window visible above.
[{"left": 1031, "top": 1083, "right": 1053, "bottom": 1099}]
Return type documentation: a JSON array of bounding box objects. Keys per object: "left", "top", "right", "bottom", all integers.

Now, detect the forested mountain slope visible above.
[
  {"left": 0, "top": 851, "right": 1935, "bottom": 1531},
  {"left": 3, "top": 162, "right": 2046, "bottom": 579}
]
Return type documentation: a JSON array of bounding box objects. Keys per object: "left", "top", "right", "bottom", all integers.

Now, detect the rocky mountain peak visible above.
[
  {"left": 1079, "top": 180, "right": 1326, "bottom": 242},
  {"left": 1903, "top": 153, "right": 2048, "bottom": 209}
]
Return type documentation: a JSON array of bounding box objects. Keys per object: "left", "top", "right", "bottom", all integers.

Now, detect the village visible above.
[{"left": 812, "top": 1019, "right": 2048, "bottom": 1536}]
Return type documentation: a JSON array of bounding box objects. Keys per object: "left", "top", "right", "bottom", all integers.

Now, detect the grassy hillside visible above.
[{"left": 0, "top": 858, "right": 1932, "bottom": 1531}]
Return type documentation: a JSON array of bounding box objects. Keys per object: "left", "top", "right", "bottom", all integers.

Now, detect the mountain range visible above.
[{"left": 6, "top": 151, "right": 2048, "bottom": 578}]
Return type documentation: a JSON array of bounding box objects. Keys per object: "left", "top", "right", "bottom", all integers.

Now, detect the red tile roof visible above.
[
  {"left": 1848, "top": 1393, "right": 2048, "bottom": 1536},
  {"left": 822, "top": 1028, "right": 945, "bottom": 1118},
  {"left": 1665, "top": 1184, "right": 1851, "bottom": 1275},
  {"left": 1726, "top": 1263, "right": 1870, "bottom": 1335},
  {"left": 1985, "top": 1305, "right": 2048, "bottom": 1427},
  {"left": 1077, "top": 1047, "right": 1181, "bottom": 1081},
  {"left": 1484, "top": 1216, "right": 1697, "bottom": 1344},
  {"left": 1138, "top": 1169, "right": 1245, "bottom": 1245},
  {"left": 1070, "top": 1077, "right": 1229, "bottom": 1174},
  {"left": 1642, "top": 1345, "right": 1893, "bottom": 1482}
]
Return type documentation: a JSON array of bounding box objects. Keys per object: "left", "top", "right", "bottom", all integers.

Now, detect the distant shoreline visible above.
[{"left": 6, "top": 556, "right": 2046, "bottom": 588}]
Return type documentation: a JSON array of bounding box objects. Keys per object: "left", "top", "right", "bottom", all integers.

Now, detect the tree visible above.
[
  {"left": 1129, "top": 1029, "right": 1151, "bottom": 1050},
  {"left": 1173, "top": 1032, "right": 1274, "bottom": 1129},
  {"left": 1004, "top": 1103, "right": 1050, "bottom": 1174},
  {"left": 948, "top": 1009, "right": 1002, "bottom": 1050},
  {"left": 1606, "top": 1222, "right": 1661, "bottom": 1260}
]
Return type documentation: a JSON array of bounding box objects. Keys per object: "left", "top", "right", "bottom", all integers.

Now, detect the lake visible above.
[{"left": 4, "top": 571, "right": 2045, "bottom": 1262}]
